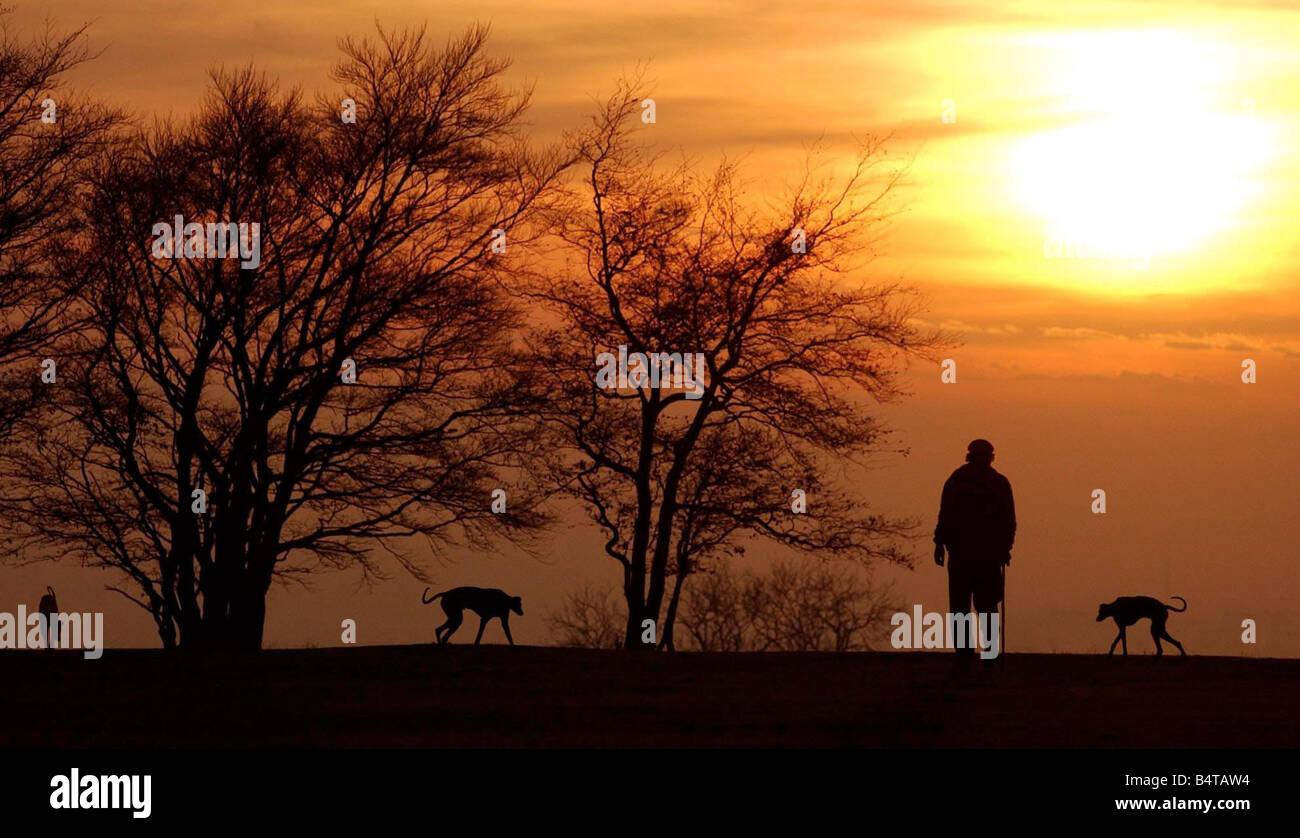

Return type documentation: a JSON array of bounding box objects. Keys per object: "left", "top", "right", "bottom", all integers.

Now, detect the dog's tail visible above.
[
  {"left": 421, "top": 587, "right": 444, "bottom": 605},
  {"left": 1165, "top": 596, "right": 1187, "bottom": 612}
]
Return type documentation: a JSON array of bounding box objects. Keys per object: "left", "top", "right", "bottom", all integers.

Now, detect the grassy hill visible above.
[{"left": 4, "top": 646, "right": 1295, "bottom": 747}]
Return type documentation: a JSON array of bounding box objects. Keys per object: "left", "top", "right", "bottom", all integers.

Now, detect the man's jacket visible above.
[{"left": 934, "top": 463, "right": 1016, "bottom": 559}]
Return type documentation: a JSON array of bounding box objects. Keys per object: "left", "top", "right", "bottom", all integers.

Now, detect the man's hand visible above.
[{"left": 933, "top": 543, "right": 945, "bottom": 567}]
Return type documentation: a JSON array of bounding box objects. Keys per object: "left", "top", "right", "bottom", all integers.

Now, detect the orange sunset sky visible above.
[{"left": 6, "top": 0, "right": 1299, "bottom": 656}]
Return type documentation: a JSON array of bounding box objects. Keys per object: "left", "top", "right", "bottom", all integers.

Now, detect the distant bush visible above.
[
  {"left": 548, "top": 582, "right": 625, "bottom": 650},
  {"left": 550, "top": 559, "right": 900, "bottom": 652}
]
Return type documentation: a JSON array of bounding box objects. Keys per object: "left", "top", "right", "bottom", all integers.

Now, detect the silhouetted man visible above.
[
  {"left": 934, "top": 439, "right": 1015, "bottom": 664},
  {"left": 38, "top": 586, "right": 58, "bottom": 649}
]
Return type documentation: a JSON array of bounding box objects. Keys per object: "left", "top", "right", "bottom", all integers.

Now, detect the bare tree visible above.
[
  {"left": 554, "top": 559, "right": 899, "bottom": 652},
  {"left": 3, "top": 25, "right": 566, "bottom": 649},
  {"left": 548, "top": 582, "right": 624, "bottom": 650},
  {"left": 749, "top": 560, "right": 899, "bottom": 652},
  {"left": 677, "top": 560, "right": 899, "bottom": 652},
  {"left": 525, "top": 82, "right": 941, "bottom": 649},
  {"left": 672, "top": 558, "right": 762, "bottom": 652},
  {"left": 0, "top": 12, "right": 118, "bottom": 439}
]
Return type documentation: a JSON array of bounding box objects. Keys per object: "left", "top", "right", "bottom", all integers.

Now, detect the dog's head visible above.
[
  {"left": 511, "top": 596, "right": 524, "bottom": 616},
  {"left": 1096, "top": 601, "right": 1114, "bottom": 621}
]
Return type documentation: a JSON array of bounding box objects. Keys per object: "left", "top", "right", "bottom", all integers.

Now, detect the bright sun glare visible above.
[{"left": 1013, "top": 31, "right": 1271, "bottom": 264}]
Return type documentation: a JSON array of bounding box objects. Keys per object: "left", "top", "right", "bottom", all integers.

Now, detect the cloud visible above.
[
  {"left": 1144, "top": 332, "right": 1276, "bottom": 353},
  {"left": 909, "top": 317, "right": 1022, "bottom": 337},
  {"left": 1039, "top": 326, "right": 1117, "bottom": 340}
]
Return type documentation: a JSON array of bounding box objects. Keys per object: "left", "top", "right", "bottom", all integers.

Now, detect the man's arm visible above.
[
  {"left": 934, "top": 477, "right": 954, "bottom": 565},
  {"left": 935, "top": 477, "right": 955, "bottom": 545},
  {"left": 1002, "top": 476, "right": 1017, "bottom": 560}
]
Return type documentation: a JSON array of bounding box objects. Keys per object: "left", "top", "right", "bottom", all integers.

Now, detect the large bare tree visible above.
[
  {"left": 526, "top": 84, "right": 941, "bottom": 649},
  {"left": 0, "top": 13, "right": 117, "bottom": 438},
  {"left": 4, "top": 25, "right": 565, "bottom": 649}
]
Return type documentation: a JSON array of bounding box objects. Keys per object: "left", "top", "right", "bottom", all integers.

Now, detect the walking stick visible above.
[{"left": 1000, "top": 563, "right": 1007, "bottom": 670}]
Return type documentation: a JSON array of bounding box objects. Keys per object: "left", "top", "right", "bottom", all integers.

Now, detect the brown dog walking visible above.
[{"left": 1097, "top": 596, "right": 1187, "bottom": 656}]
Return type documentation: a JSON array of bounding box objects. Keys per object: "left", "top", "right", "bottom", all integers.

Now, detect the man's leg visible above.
[
  {"left": 972, "top": 557, "right": 1003, "bottom": 663},
  {"left": 947, "top": 551, "right": 975, "bottom": 666}
]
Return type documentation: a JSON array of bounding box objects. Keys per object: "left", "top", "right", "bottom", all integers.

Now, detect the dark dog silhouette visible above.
[
  {"left": 1096, "top": 595, "right": 1187, "bottom": 656},
  {"left": 422, "top": 586, "right": 522, "bottom": 645},
  {"left": 38, "top": 586, "right": 58, "bottom": 648}
]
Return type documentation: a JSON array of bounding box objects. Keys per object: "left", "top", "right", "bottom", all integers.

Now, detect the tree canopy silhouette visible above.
[
  {"left": 0, "top": 13, "right": 118, "bottom": 440},
  {"left": 524, "top": 82, "right": 941, "bottom": 650},
  {"left": 3, "top": 25, "right": 564, "bottom": 649}
]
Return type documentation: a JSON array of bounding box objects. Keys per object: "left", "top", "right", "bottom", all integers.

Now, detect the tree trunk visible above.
[
  {"left": 659, "top": 560, "right": 689, "bottom": 651},
  {"left": 623, "top": 405, "right": 658, "bottom": 650},
  {"left": 154, "top": 608, "right": 177, "bottom": 650},
  {"left": 623, "top": 560, "right": 648, "bottom": 650},
  {"left": 231, "top": 548, "right": 276, "bottom": 650},
  {"left": 234, "top": 586, "right": 267, "bottom": 650},
  {"left": 232, "top": 571, "right": 270, "bottom": 649}
]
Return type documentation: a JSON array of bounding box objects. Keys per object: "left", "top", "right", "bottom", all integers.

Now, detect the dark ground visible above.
[{"left": 5, "top": 646, "right": 1296, "bottom": 747}]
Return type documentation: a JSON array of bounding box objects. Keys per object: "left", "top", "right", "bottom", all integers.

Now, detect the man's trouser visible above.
[{"left": 946, "top": 549, "right": 1003, "bottom": 660}]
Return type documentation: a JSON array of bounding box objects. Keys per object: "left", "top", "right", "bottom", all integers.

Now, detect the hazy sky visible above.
[{"left": 6, "top": 1, "right": 1300, "bottom": 656}]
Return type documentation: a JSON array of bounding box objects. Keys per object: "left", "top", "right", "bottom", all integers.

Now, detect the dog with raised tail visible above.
[
  {"left": 422, "top": 586, "right": 522, "bottom": 645},
  {"left": 1096, "top": 595, "right": 1187, "bottom": 656}
]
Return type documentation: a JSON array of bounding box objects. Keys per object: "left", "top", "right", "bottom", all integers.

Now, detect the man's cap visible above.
[{"left": 967, "top": 439, "right": 994, "bottom": 456}]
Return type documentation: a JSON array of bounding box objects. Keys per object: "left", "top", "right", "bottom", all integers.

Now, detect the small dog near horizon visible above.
[
  {"left": 422, "top": 586, "right": 523, "bottom": 646},
  {"left": 1096, "top": 595, "right": 1187, "bottom": 656}
]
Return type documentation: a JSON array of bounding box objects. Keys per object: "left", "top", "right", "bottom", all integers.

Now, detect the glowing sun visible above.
[{"left": 1012, "top": 31, "right": 1271, "bottom": 264}]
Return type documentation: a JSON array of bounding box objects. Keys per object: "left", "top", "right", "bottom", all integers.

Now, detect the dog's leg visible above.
[
  {"left": 1120, "top": 626, "right": 1128, "bottom": 656},
  {"left": 1161, "top": 628, "right": 1186, "bottom": 657},
  {"left": 474, "top": 617, "right": 488, "bottom": 645},
  {"left": 1108, "top": 630, "right": 1122, "bottom": 656},
  {"left": 1151, "top": 623, "right": 1164, "bottom": 656},
  {"left": 501, "top": 616, "right": 515, "bottom": 646},
  {"left": 437, "top": 613, "right": 462, "bottom": 645}
]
